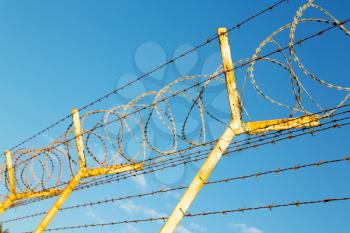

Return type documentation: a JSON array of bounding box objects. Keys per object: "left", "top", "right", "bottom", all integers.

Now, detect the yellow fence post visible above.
[
  {"left": 72, "top": 108, "right": 87, "bottom": 170},
  {"left": 160, "top": 28, "right": 320, "bottom": 233},
  {"left": 159, "top": 121, "right": 237, "bottom": 233},
  {"left": 34, "top": 108, "right": 145, "bottom": 233},
  {"left": 0, "top": 150, "right": 64, "bottom": 215},
  {"left": 0, "top": 150, "right": 17, "bottom": 214},
  {"left": 33, "top": 170, "right": 83, "bottom": 233},
  {"left": 5, "top": 150, "right": 16, "bottom": 195},
  {"left": 34, "top": 108, "right": 86, "bottom": 233},
  {"left": 0, "top": 195, "right": 16, "bottom": 215},
  {"left": 217, "top": 27, "right": 242, "bottom": 128},
  {"left": 160, "top": 27, "right": 242, "bottom": 233}
]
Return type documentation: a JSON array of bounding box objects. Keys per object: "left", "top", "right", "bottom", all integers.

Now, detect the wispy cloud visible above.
[
  {"left": 85, "top": 208, "right": 105, "bottom": 224},
  {"left": 118, "top": 200, "right": 166, "bottom": 218},
  {"left": 190, "top": 222, "right": 207, "bottom": 232},
  {"left": 119, "top": 200, "right": 141, "bottom": 214},
  {"left": 132, "top": 174, "right": 147, "bottom": 189},
  {"left": 228, "top": 223, "right": 263, "bottom": 233},
  {"left": 118, "top": 200, "right": 196, "bottom": 233},
  {"left": 121, "top": 225, "right": 142, "bottom": 233},
  {"left": 175, "top": 225, "right": 192, "bottom": 233}
]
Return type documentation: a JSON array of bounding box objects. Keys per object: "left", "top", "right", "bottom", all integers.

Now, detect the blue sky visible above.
[{"left": 0, "top": 0, "right": 349, "bottom": 233}]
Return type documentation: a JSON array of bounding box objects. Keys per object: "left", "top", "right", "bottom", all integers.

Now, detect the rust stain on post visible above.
[
  {"left": 84, "top": 162, "right": 144, "bottom": 177},
  {"left": 217, "top": 27, "right": 242, "bottom": 128},
  {"left": 17, "top": 189, "right": 62, "bottom": 199},
  {"left": 245, "top": 116, "right": 320, "bottom": 134}
]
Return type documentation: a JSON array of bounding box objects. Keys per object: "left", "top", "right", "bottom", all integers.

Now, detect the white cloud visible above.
[
  {"left": 228, "top": 223, "right": 263, "bottom": 233},
  {"left": 175, "top": 225, "right": 192, "bottom": 233},
  {"left": 132, "top": 174, "right": 147, "bottom": 189},
  {"left": 143, "top": 207, "right": 166, "bottom": 218},
  {"left": 119, "top": 200, "right": 141, "bottom": 214},
  {"left": 122, "top": 225, "right": 142, "bottom": 233},
  {"left": 190, "top": 222, "right": 207, "bottom": 232},
  {"left": 172, "top": 191, "right": 181, "bottom": 200},
  {"left": 85, "top": 209, "right": 105, "bottom": 224},
  {"left": 118, "top": 200, "right": 166, "bottom": 218},
  {"left": 118, "top": 201, "right": 197, "bottom": 233}
]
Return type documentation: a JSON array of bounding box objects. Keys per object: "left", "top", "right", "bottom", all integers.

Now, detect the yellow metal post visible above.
[
  {"left": 160, "top": 27, "right": 242, "bottom": 233},
  {"left": 17, "top": 189, "right": 62, "bottom": 199},
  {"left": 0, "top": 193, "right": 16, "bottom": 215},
  {"left": 5, "top": 150, "right": 16, "bottom": 195},
  {"left": 244, "top": 116, "right": 320, "bottom": 134},
  {"left": 0, "top": 151, "right": 65, "bottom": 215},
  {"left": 84, "top": 163, "right": 144, "bottom": 177},
  {"left": 160, "top": 28, "right": 320, "bottom": 233},
  {"left": 217, "top": 27, "right": 242, "bottom": 128},
  {"left": 34, "top": 170, "right": 83, "bottom": 233},
  {"left": 34, "top": 108, "right": 145, "bottom": 233},
  {"left": 0, "top": 150, "right": 17, "bottom": 214},
  {"left": 34, "top": 109, "right": 86, "bottom": 233},
  {"left": 160, "top": 121, "right": 237, "bottom": 233},
  {"left": 72, "top": 108, "right": 87, "bottom": 170}
]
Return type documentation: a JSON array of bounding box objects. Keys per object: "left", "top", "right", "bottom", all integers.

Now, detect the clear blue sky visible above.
[{"left": 0, "top": 0, "right": 349, "bottom": 233}]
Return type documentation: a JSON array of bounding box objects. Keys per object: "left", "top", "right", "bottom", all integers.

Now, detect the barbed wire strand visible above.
[
  {"left": 23, "top": 197, "right": 350, "bottom": 232},
  {"left": 8, "top": 17, "right": 348, "bottom": 176},
  {"left": 7, "top": 109, "right": 350, "bottom": 210},
  {"left": 7, "top": 0, "right": 289, "bottom": 153},
  {"left": 2, "top": 152, "right": 349, "bottom": 224}
]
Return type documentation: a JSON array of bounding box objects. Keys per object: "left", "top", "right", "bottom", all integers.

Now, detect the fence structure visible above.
[{"left": 0, "top": 0, "right": 349, "bottom": 232}]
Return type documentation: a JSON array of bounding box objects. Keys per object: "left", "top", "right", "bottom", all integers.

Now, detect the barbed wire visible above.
[
  {"left": 74, "top": 114, "right": 350, "bottom": 191},
  {"left": 1, "top": 3, "right": 349, "bottom": 223},
  {"left": 2, "top": 0, "right": 337, "bottom": 167},
  {"left": 23, "top": 106, "right": 350, "bottom": 193},
  {"left": 4, "top": 16, "right": 348, "bottom": 194},
  {"left": 9, "top": 104, "right": 350, "bottom": 197},
  {"left": 3, "top": 152, "right": 349, "bottom": 224},
  {"left": 6, "top": 0, "right": 289, "bottom": 153},
  {"left": 7, "top": 106, "right": 350, "bottom": 210},
  {"left": 50, "top": 104, "right": 350, "bottom": 191},
  {"left": 25, "top": 197, "right": 350, "bottom": 232}
]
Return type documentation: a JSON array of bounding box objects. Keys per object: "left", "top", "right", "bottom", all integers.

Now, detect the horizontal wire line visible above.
[
  {"left": 7, "top": 110, "right": 350, "bottom": 210},
  {"left": 7, "top": 0, "right": 289, "bottom": 152},
  {"left": 3, "top": 152, "right": 349, "bottom": 224},
  {"left": 27, "top": 197, "right": 350, "bottom": 232}
]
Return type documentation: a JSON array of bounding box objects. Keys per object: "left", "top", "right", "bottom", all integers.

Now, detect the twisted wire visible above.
[
  {"left": 7, "top": 0, "right": 289, "bottom": 153},
  {"left": 7, "top": 106, "right": 350, "bottom": 209},
  {"left": 3, "top": 153, "right": 349, "bottom": 224},
  {"left": 24, "top": 197, "right": 350, "bottom": 232}
]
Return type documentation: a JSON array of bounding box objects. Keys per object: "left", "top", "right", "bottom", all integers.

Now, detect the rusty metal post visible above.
[
  {"left": 159, "top": 27, "right": 320, "bottom": 233},
  {"left": 72, "top": 108, "right": 87, "bottom": 170},
  {"left": 217, "top": 27, "right": 242, "bottom": 128},
  {"left": 160, "top": 27, "right": 242, "bottom": 233},
  {"left": 34, "top": 109, "right": 86, "bottom": 233}
]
